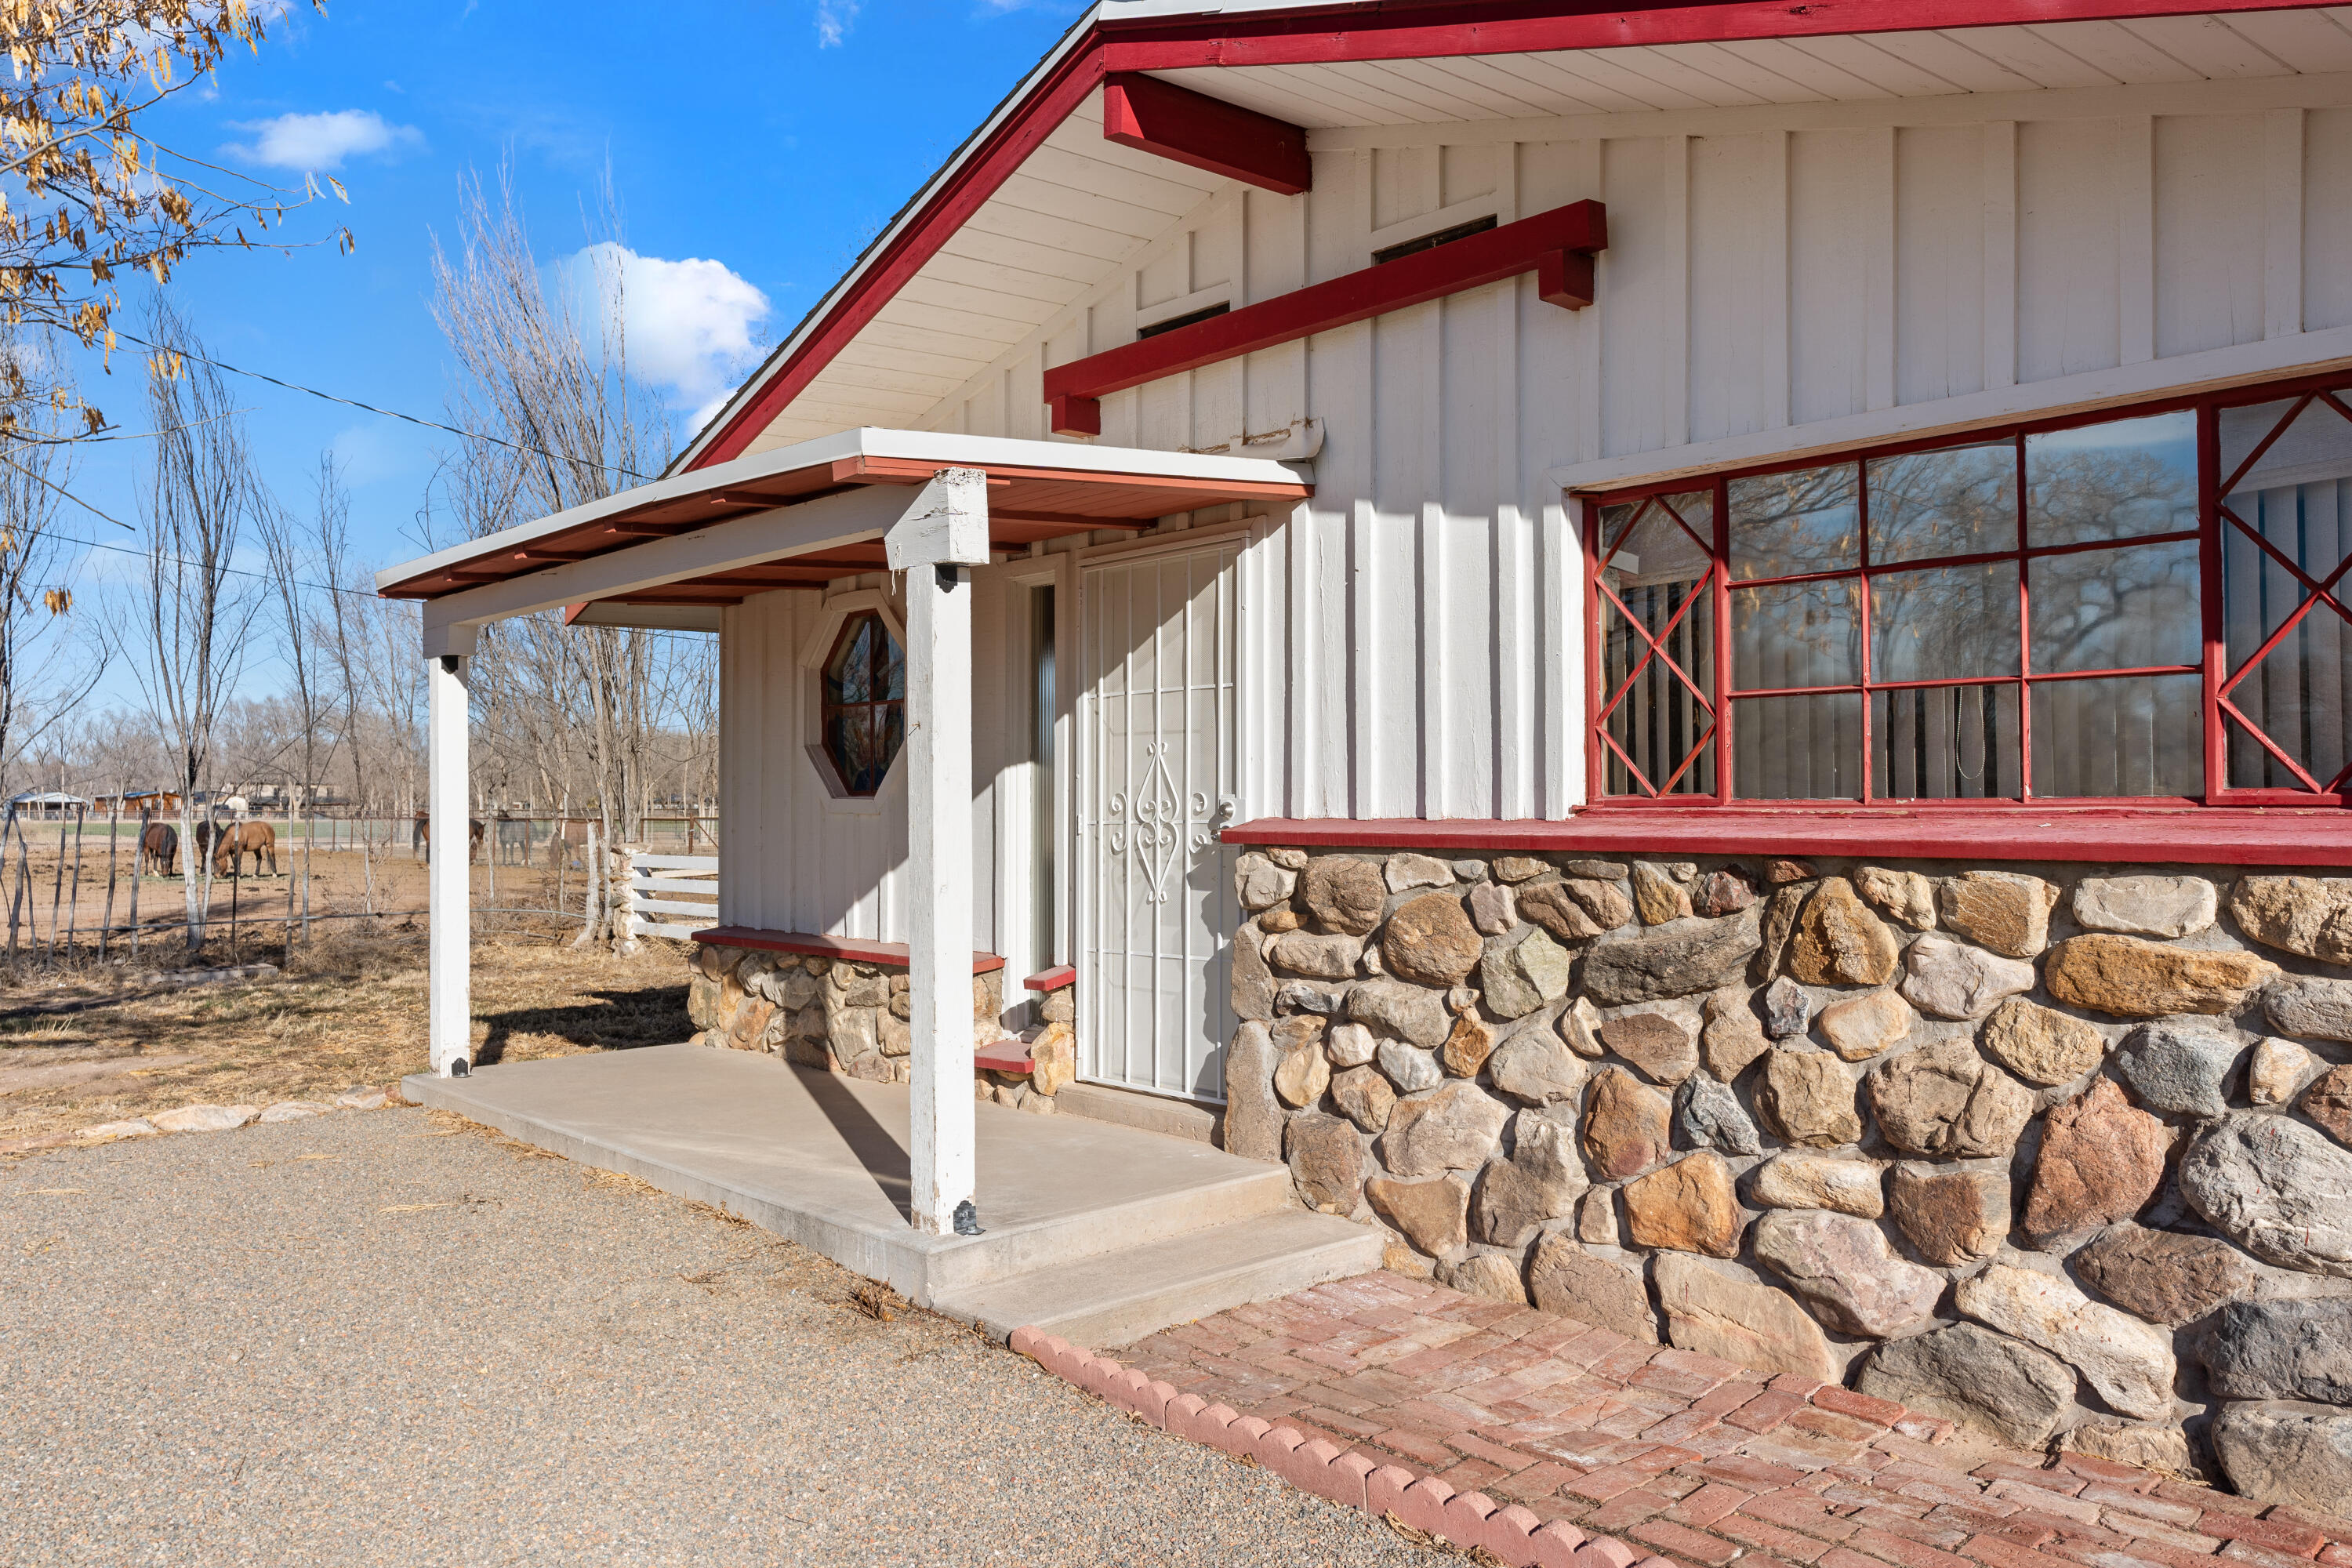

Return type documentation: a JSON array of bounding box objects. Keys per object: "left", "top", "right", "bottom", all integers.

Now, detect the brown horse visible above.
[
  {"left": 417, "top": 816, "right": 485, "bottom": 864},
  {"left": 212, "top": 821, "right": 278, "bottom": 877},
  {"left": 140, "top": 822, "right": 178, "bottom": 875}
]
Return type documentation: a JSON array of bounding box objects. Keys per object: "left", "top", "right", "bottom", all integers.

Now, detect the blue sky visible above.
[{"left": 58, "top": 0, "right": 1085, "bottom": 609}]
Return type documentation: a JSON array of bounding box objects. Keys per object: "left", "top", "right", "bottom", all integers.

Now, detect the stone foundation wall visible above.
[
  {"left": 684, "top": 944, "right": 1076, "bottom": 1111},
  {"left": 1221, "top": 845, "right": 2352, "bottom": 1504}
]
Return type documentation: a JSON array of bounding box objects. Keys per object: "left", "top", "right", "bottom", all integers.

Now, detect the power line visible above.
[{"left": 107, "top": 330, "right": 655, "bottom": 482}]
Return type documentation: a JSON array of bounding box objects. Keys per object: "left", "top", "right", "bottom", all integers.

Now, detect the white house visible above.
[{"left": 384, "top": 0, "right": 2352, "bottom": 1490}]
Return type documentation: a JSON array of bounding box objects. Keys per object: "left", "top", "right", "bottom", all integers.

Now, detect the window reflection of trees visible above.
[
  {"left": 1727, "top": 464, "right": 1857, "bottom": 578},
  {"left": 1603, "top": 412, "right": 2216, "bottom": 803}
]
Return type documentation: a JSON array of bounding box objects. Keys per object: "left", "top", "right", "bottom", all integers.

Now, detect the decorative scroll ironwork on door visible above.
[{"left": 1077, "top": 543, "right": 1239, "bottom": 1103}]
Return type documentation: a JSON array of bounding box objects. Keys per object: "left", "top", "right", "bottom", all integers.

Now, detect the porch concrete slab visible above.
[{"left": 404, "top": 1042, "right": 1301, "bottom": 1308}]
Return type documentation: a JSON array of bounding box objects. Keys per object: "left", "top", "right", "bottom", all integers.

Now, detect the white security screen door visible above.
[{"left": 1077, "top": 542, "right": 1239, "bottom": 1102}]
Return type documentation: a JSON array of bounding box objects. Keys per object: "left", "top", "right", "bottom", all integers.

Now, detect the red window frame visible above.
[{"left": 1581, "top": 367, "right": 2352, "bottom": 811}]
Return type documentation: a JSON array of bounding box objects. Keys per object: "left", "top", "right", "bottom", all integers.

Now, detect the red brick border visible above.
[{"left": 1011, "top": 1324, "right": 1673, "bottom": 1568}]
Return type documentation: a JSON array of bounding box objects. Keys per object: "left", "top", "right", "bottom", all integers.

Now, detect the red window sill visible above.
[
  {"left": 1022, "top": 964, "right": 1076, "bottom": 993},
  {"left": 691, "top": 925, "right": 1006, "bottom": 974},
  {"left": 1221, "top": 806, "right": 2352, "bottom": 866}
]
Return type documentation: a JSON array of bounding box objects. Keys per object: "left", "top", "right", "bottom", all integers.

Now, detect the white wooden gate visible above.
[{"left": 1076, "top": 542, "right": 1239, "bottom": 1102}]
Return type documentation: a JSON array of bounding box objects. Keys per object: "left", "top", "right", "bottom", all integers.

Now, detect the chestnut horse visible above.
[
  {"left": 416, "top": 816, "right": 485, "bottom": 863},
  {"left": 212, "top": 821, "right": 278, "bottom": 877},
  {"left": 140, "top": 822, "right": 178, "bottom": 875}
]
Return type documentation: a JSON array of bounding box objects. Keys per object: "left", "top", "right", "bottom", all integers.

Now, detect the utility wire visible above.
[{"left": 107, "top": 330, "right": 654, "bottom": 482}]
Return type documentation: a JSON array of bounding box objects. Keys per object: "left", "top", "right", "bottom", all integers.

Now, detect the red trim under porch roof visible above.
[
  {"left": 1221, "top": 807, "right": 2352, "bottom": 867},
  {"left": 684, "top": 0, "right": 2337, "bottom": 471},
  {"left": 691, "top": 926, "right": 1007, "bottom": 974}
]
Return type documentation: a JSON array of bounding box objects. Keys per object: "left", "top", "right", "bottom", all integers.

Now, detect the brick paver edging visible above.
[{"left": 1011, "top": 1324, "right": 1679, "bottom": 1568}]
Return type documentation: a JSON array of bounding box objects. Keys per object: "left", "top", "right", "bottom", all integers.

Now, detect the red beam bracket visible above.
[
  {"left": 1102, "top": 73, "right": 1310, "bottom": 196},
  {"left": 1044, "top": 199, "right": 1605, "bottom": 434}
]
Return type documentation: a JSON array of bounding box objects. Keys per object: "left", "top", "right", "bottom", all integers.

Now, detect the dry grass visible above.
[{"left": 0, "top": 923, "right": 694, "bottom": 1146}]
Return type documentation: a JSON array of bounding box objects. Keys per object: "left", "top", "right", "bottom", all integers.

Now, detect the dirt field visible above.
[
  {"left": 0, "top": 829, "right": 608, "bottom": 964},
  {"left": 0, "top": 925, "right": 696, "bottom": 1149}
]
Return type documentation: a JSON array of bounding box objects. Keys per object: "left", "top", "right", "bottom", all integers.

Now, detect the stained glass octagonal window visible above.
[{"left": 821, "top": 611, "right": 906, "bottom": 796}]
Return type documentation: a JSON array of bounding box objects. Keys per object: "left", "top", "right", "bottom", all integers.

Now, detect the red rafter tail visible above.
[{"left": 1102, "top": 73, "right": 1311, "bottom": 195}]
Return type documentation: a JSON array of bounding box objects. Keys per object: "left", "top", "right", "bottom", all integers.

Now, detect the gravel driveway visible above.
[{"left": 1, "top": 1108, "right": 1444, "bottom": 1567}]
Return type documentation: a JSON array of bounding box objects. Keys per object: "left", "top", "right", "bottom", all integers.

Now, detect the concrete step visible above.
[
  {"left": 1051, "top": 1081, "right": 1221, "bottom": 1146},
  {"left": 931, "top": 1208, "right": 1386, "bottom": 1352}
]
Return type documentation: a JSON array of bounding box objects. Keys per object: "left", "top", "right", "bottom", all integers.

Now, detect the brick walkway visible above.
[{"left": 1029, "top": 1272, "right": 2352, "bottom": 1568}]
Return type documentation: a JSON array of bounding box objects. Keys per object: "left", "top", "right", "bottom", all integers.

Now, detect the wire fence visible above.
[{"left": 0, "top": 802, "right": 720, "bottom": 970}]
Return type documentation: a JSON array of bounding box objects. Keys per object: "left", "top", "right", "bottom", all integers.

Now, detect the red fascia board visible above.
[
  {"left": 688, "top": 43, "right": 1108, "bottom": 470},
  {"left": 690, "top": 0, "right": 2321, "bottom": 470},
  {"left": 1219, "top": 808, "right": 2352, "bottom": 867},
  {"left": 1043, "top": 199, "right": 1604, "bottom": 410},
  {"left": 691, "top": 924, "right": 1007, "bottom": 973},
  {"left": 1102, "top": 72, "right": 1311, "bottom": 195},
  {"left": 1101, "top": 0, "right": 2338, "bottom": 71}
]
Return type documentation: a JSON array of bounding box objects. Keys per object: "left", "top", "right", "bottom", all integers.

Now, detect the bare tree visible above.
[
  {"left": 0, "top": 2, "right": 348, "bottom": 441},
  {"left": 253, "top": 490, "right": 327, "bottom": 942},
  {"left": 430, "top": 168, "right": 678, "bottom": 937},
  {"left": 120, "top": 300, "right": 263, "bottom": 953},
  {"left": 0, "top": 342, "right": 106, "bottom": 799}
]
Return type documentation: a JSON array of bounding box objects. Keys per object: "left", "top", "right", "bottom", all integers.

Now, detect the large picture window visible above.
[{"left": 1587, "top": 372, "right": 2352, "bottom": 807}]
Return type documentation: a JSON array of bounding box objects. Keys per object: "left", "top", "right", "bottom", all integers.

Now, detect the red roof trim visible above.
[
  {"left": 691, "top": 0, "right": 2334, "bottom": 470},
  {"left": 1099, "top": 0, "right": 2329, "bottom": 70},
  {"left": 1220, "top": 808, "right": 2352, "bottom": 866},
  {"left": 1102, "top": 71, "right": 1312, "bottom": 194}
]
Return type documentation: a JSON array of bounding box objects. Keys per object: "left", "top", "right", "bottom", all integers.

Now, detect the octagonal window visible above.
[{"left": 822, "top": 611, "right": 906, "bottom": 796}]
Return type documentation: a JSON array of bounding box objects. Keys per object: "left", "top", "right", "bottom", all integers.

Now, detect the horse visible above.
[
  {"left": 417, "top": 816, "right": 485, "bottom": 864},
  {"left": 140, "top": 822, "right": 178, "bottom": 876},
  {"left": 546, "top": 817, "right": 592, "bottom": 869},
  {"left": 212, "top": 820, "right": 278, "bottom": 877}
]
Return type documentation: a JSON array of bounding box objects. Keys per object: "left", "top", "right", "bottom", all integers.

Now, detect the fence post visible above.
[
  {"left": 99, "top": 800, "right": 119, "bottom": 963},
  {"left": 568, "top": 822, "right": 600, "bottom": 949},
  {"left": 64, "top": 804, "right": 85, "bottom": 960},
  {"left": 615, "top": 844, "right": 641, "bottom": 956}
]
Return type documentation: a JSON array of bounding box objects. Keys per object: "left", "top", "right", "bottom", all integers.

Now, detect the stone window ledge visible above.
[{"left": 1221, "top": 808, "right": 2352, "bottom": 868}]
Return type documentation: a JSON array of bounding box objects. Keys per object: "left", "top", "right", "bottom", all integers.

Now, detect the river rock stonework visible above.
[{"left": 1221, "top": 844, "right": 2352, "bottom": 1503}]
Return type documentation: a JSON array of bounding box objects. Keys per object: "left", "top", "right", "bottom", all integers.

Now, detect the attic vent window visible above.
[
  {"left": 1136, "top": 301, "right": 1229, "bottom": 341},
  {"left": 1374, "top": 213, "right": 1497, "bottom": 266}
]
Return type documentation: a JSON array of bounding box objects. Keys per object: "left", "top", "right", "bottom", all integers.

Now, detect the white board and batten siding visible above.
[
  {"left": 873, "top": 69, "right": 2352, "bottom": 829},
  {"left": 714, "top": 566, "right": 1061, "bottom": 996}
]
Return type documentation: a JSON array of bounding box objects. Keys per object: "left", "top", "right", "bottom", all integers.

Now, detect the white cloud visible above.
[
  {"left": 816, "top": 0, "right": 859, "bottom": 45},
  {"left": 556, "top": 242, "right": 771, "bottom": 416},
  {"left": 221, "top": 109, "right": 423, "bottom": 172}
]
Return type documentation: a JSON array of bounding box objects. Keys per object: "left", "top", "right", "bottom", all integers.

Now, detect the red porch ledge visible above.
[
  {"left": 690, "top": 926, "right": 1006, "bottom": 974},
  {"left": 1221, "top": 808, "right": 2352, "bottom": 868},
  {"left": 1022, "top": 964, "right": 1076, "bottom": 993}
]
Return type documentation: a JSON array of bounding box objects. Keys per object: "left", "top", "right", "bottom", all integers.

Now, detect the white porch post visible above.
[
  {"left": 426, "top": 636, "right": 476, "bottom": 1076},
  {"left": 888, "top": 469, "right": 991, "bottom": 1236}
]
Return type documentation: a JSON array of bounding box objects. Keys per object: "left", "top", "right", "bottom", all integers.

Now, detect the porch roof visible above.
[{"left": 374, "top": 426, "right": 1312, "bottom": 615}]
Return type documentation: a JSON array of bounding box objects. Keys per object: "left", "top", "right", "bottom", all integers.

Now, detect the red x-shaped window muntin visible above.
[
  {"left": 1594, "top": 495, "right": 1719, "bottom": 797},
  {"left": 2215, "top": 389, "right": 2352, "bottom": 796}
]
